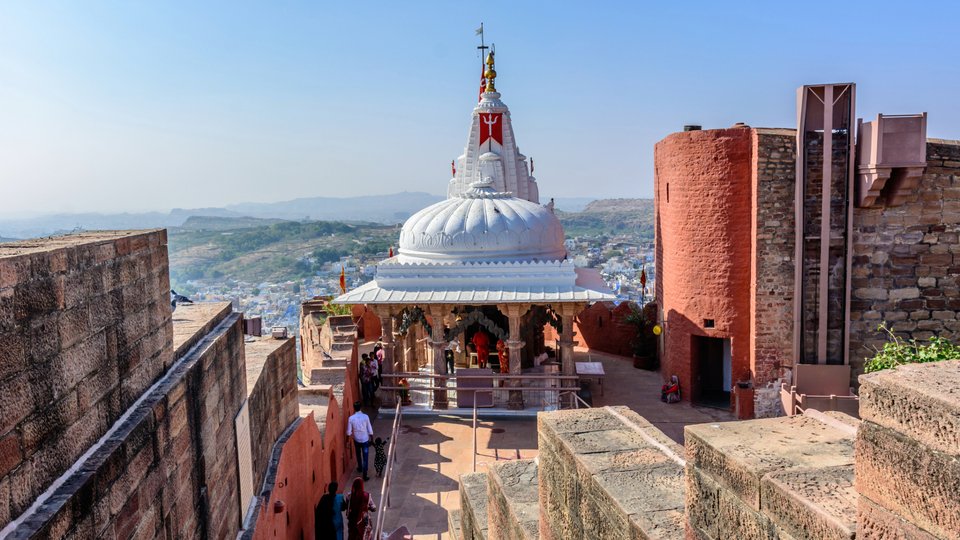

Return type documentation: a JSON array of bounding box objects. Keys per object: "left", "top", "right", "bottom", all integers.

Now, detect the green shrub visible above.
[{"left": 865, "top": 322, "right": 960, "bottom": 373}]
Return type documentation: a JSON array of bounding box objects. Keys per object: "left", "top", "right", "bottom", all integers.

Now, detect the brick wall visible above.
[
  {"left": 246, "top": 337, "right": 299, "bottom": 493},
  {"left": 849, "top": 140, "right": 960, "bottom": 374},
  {"left": 654, "top": 128, "right": 755, "bottom": 402},
  {"left": 6, "top": 302, "right": 248, "bottom": 539},
  {"left": 0, "top": 230, "right": 172, "bottom": 526}
]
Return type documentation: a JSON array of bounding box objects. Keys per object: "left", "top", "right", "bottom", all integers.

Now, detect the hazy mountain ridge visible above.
[{"left": 0, "top": 193, "right": 599, "bottom": 238}]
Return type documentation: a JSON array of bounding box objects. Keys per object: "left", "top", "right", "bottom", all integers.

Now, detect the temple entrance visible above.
[{"left": 691, "top": 336, "right": 731, "bottom": 408}]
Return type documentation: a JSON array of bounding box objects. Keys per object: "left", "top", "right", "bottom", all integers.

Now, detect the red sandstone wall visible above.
[
  {"left": 654, "top": 128, "right": 754, "bottom": 403},
  {"left": 251, "top": 416, "right": 325, "bottom": 540},
  {"left": 543, "top": 303, "right": 637, "bottom": 358},
  {"left": 352, "top": 304, "right": 382, "bottom": 341}
]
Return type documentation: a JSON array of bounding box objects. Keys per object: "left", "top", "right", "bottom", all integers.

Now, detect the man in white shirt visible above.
[
  {"left": 346, "top": 401, "right": 374, "bottom": 480},
  {"left": 445, "top": 335, "right": 461, "bottom": 374}
]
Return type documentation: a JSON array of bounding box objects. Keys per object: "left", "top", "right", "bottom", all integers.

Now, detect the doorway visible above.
[{"left": 691, "top": 335, "right": 731, "bottom": 408}]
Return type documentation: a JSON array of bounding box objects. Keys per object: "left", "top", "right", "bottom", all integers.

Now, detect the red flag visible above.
[
  {"left": 389, "top": 246, "right": 394, "bottom": 258},
  {"left": 530, "top": 157, "right": 535, "bottom": 174},
  {"left": 478, "top": 113, "right": 503, "bottom": 145},
  {"left": 339, "top": 266, "right": 346, "bottom": 294},
  {"left": 451, "top": 160, "right": 456, "bottom": 177},
  {"left": 640, "top": 267, "right": 647, "bottom": 289}
]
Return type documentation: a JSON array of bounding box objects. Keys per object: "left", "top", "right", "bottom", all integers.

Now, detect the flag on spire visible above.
[
  {"left": 451, "top": 160, "right": 456, "bottom": 177},
  {"left": 389, "top": 246, "right": 394, "bottom": 258},
  {"left": 339, "top": 266, "right": 346, "bottom": 294},
  {"left": 640, "top": 266, "right": 647, "bottom": 289},
  {"left": 530, "top": 157, "right": 535, "bottom": 174},
  {"left": 475, "top": 25, "right": 483, "bottom": 36}
]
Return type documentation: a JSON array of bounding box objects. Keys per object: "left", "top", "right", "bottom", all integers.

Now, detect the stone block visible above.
[
  {"left": 761, "top": 465, "right": 857, "bottom": 540},
  {"left": 858, "top": 360, "right": 960, "bottom": 455},
  {"left": 685, "top": 415, "right": 855, "bottom": 511},
  {"left": 460, "top": 472, "right": 489, "bottom": 540},
  {"left": 487, "top": 459, "right": 539, "bottom": 540},
  {"left": 538, "top": 407, "right": 684, "bottom": 540},
  {"left": 855, "top": 420, "right": 960, "bottom": 539},
  {"left": 857, "top": 496, "right": 939, "bottom": 540}
]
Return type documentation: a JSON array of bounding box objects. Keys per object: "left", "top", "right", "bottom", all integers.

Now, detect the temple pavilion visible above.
[{"left": 334, "top": 51, "right": 614, "bottom": 410}]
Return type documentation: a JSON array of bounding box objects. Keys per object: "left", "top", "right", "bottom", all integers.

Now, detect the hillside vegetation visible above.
[{"left": 168, "top": 199, "right": 654, "bottom": 285}]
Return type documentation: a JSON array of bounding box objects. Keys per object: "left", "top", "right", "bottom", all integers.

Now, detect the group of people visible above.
[
  {"left": 316, "top": 401, "right": 392, "bottom": 539},
  {"left": 359, "top": 342, "right": 384, "bottom": 408},
  {"left": 314, "top": 478, "right": 376, "bottom": 540}
]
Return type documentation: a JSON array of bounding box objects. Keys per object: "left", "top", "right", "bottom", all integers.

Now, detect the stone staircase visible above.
[{"left": 452, "top": 361, "right": 960, "bottom": 539}]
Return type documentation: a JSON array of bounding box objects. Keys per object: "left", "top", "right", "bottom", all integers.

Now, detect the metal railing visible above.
[{"left": 372, "top": 400, "right": 403, "bottom": 539}]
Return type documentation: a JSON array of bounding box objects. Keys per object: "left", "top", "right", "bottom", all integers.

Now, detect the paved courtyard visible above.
[{"left": 358, "top": 348, "right": 734, "bottom": 539}]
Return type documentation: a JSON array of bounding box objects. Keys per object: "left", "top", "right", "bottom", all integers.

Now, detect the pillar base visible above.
[
  {"left": 433, "top": 390, "right": 449, "bottom": 410},
  {"left": 507, "top": 391, "right": 524, "bottom": 410}
]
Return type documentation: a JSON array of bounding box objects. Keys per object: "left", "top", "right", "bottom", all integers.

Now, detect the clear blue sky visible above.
[{"left": 2, "top": 1, "right": 958, "bottom": 215}]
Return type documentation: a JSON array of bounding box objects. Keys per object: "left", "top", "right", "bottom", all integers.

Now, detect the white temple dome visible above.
[{"left": 398, "top": 180, "right": 566, "bottom": 264}]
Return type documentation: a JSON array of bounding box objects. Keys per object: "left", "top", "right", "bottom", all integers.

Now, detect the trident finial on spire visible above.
[{"left": 484, "top": 50, "right": 497, "bottom": 93}]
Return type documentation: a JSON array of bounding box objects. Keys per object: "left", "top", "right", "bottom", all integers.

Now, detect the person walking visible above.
[
  {"left": 444, "top": 334, "right": 460, "bottom": 374},
  {"left": 347, "top": 401, "right": 374, "bottom": 481},
  {"left": 372, "top": 436, "right": 390, "bottom": 477},
  {"left": 345, "top": 478, "right": 376, "bottom": 540},
  {"left": 359, "top": 356, "right": 375, "bottom": 407},
  {"left": 315, "top": 482, "right": 345, "bottom": 539}
]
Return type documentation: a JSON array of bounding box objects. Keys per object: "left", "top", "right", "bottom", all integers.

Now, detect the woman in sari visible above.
[{"left": 346, "top": 477, "right": 376, "bottom": 540}]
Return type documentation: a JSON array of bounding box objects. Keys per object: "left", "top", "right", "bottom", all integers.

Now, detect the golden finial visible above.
[{"left": 484, "top": 51, "right": 497, "bottom": 93}]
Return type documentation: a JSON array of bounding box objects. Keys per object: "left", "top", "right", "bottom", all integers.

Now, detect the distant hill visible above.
[
  {"left": 556, "top": 198, "right": 654, "bottom": 241},
  {"left": 178, "top": 215, "right": 287, "bottom": 231},
  {"left": 166, "top": 197, "right": 653, "bottom": 285},
  {"left": 225, "top": 191, "right": 444, "bottom": 224}
]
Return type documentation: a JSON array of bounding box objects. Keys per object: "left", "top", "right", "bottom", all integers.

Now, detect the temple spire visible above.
[{"left": 484, "top": 50, "right": 497, "bottom": 93}]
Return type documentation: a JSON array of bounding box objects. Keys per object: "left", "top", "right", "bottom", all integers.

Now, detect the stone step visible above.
[
  {"left": 685, "top": 410, "right": 859, "bottom": 540},
  {"left": 538, "top": 406, "right": 686, "bottom": 540},
  {"left": 448, "top": 509, "right": 463, "bottom": 540},
  {"left": 459, "top": 472, "right": 489, "bottom": 540},
  {"left": 487, "top": 458, "right": 539, "bottom": 540}
]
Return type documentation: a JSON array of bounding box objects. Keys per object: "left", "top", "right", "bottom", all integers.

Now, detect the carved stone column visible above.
[
  {"left": 504, "top": 304, "right": 528, "bottom": 410},
  {"left": 559, "top": 304, "right": 580, "bottom": 390},
  {"left": 427, "top": 305, "right": 449, "bottom": 409}
]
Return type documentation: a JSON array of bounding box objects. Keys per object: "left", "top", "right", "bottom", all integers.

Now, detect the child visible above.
[{"left": 372, "top": 436, "right": 390, "bottom": 477}]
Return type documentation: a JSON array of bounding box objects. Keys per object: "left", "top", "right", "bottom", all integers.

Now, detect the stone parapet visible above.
[
  {"left": 856, "top": 360, "right": 960, "bottom": 539},
  {"left": 459, "top": 472, "right": 489, "bottom": 540},
  {"left": 685, "top": 412, "right": 857, "bottom": 540},
  {"left": 538, "top": 406, "right": 685, "bottom": 540},
  {"left": 0, "top": 230, "right": 172, "bottom": 527},
  {"left": 487, "top": 459, "right": 539, "bottom": 540},
  {"left": 244, "top": 335, "right": 299, "bottom": 493},
  {"left": 4, "top": 302, "right": 246, "bottom": 539}
]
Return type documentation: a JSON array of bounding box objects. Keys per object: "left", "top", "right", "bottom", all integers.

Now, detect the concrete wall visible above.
[
  {"left": 849, "top": 140, "right": 960, "bottom": 375},
  {"left": 0, "top": 230, "right": 173, "bottom": 528},
  {"left": 246, "top": 336, "right": 299, "bottom": 493},
  {"left": 655, "top": 128, "right": 754, "bottom": 403}
]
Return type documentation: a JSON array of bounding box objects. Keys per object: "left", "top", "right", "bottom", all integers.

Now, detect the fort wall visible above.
[{"left": 0, "top": 230, "right": 173, "bottom": 526}]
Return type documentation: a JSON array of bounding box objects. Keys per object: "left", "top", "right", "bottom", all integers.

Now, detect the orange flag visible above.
[
  {"left": 339, "top": 266, "right": 346, "bottom": 294},
  {"left": 389, "top": 246, "right": 394, "bottom": 258}
]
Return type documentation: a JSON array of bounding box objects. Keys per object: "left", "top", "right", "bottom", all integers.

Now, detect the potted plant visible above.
[{"left": 625, "top": 304, "right": 659, "bottom": 370}]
